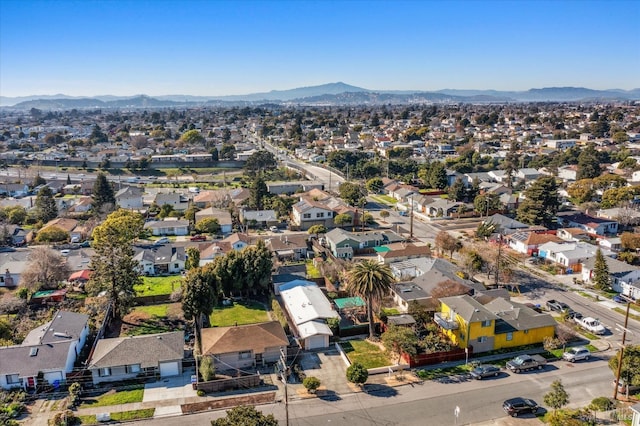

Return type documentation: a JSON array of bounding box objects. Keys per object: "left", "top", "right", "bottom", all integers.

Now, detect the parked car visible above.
[
  {"left": 399, "top": 211, "right": 408, "bottom": 216},
  {"left": 503, "top": 397, "right": 539, "bottom": 417},
  {"left": 469, "top": 364, "right": 501, "bottom": 380},
  {"left": 575, "top": 316, "right": 607, "bottom": 335},
  {"left": 613, "top": 379, "right": 640, "bottom": 394},
  {"left": 562, "top": 346, "right": 591, "bottom": 362},
  {"left": 506, "top": 354, "right": 547, "bottom": 373},
  {"left": 269, "top": 226, "right": 280, "bottom": 232},
  {"left": 613, "top": 295, "right": 627, "bottom": 304},
  {"left": 546, "top": 299, "right": 570, "bottom": 312},
  {"left": 154, "top": 237, "right": 170, "bottom": 245},
  {"left": 190, "top": 235, "right": 207, "bottom": 242}
]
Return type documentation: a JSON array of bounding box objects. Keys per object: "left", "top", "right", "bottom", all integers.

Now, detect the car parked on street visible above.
[
  {"left": 546, "top": 299, "right": 570, "bottom": 312},
  {"left": 190, "top": 235, "right": 207, "bottom": 241},
  {"left": 613, "top": 294, "right": 628, "bottom": 304},
  {"left": 154, "top": 237, "right": 170, "bottom": 245},
  {"left": 469, "top": 364, "right": 501, "bottom": 380},
  {"left": 562, "top": 346, "right": 591, "bottom": 362},
  {"left": 503, "top": 397, "right": 539, "bottom": 417},
  {"left": 269, "top": 226, "right": 280, "bottom": 232}
]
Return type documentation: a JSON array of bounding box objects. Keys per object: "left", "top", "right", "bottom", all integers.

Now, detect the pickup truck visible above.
[
  {"left": 546, "top": 299, "right": 570, "bottom": 312},
  {"left": 506, "top": 354, "right": 547, "bottom": 373},
  {"left": 575, "top": 316, "right": 606, "bottom": 335}
]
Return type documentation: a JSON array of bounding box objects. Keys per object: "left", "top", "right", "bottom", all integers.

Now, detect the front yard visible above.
[
  {"left": 79, "top": 386, "right": 144, "bottom": 408},
  {"left": 340, "top": 339, "right": 391, "bottom": 369},
  {"left": 134, "top": 276, "right": 182, "bottom": 296},
  {"left": 209, "top": 300, "right": 269, "bottom": 327}
]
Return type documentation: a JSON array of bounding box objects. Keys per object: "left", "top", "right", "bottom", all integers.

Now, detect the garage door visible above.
[
  {"left": 159, "top": 361, "right": 180, "bottom": 377},
  {"left": 305, "top": 335, "right": 327, "bottom": 350}
]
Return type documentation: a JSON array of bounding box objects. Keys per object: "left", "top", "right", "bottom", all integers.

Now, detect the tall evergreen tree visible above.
[
  {"left": 593, "top": 248, "right": 610, "bottom": 290},
  {"left": 428, "top": 161, "right": 448, "bottom": 190},
  {"left": 502, "top": 142, "right": 520, "bottom": 189},
  {"left": 577, "top": 143, "right": 601, "bottom": 180},
  {"left": 34, "top": 186, "right": 58, "bottom": 223},
  {"left": 92, "top": 173, "right": 116, "bottom": 212},
  {"left": 248, "top": 176, "right": 268, "bottom": 210},
  {"left": 448, "top": 178, "right": 467, "bottom": 202},
  {"left": 516, "top": 176, "right": 560, "bottom": 228},
  {"left": 182, "top": 265, "right": 218, "bottom": 352}
]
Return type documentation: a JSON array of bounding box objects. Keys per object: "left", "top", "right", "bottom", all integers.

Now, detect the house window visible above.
[
  {"left": 126, "top": 364, "right": 141, "bottom": 374},
  {"left": 239, "top": 351, "right": 252, "bottom": 360},
  {"left": 6, "top": 374, "right": 19, "bottom": 384},
  {"left": 477, "top": 336, "right": 487, "bottom": 343},
  {"left": 316, "top": 212, "right": 324, "bottom": 218},
  {"left": 524, "top": 329, "right": 529, "bottom": 334},
  {"left": 481, "top": 320, "right": 491, "bottom": 327},
  {"left": 303, "top": 214, "right": 311, "bottom": 219},
  {"left": 98, "top": 368, "right": 111, "bottom": 377},
  {"left": 506, "top": 332, "right": 513, "bottom": 341},
  {"left": 174, "top": 263, "right": 179, "bottom": 269}
]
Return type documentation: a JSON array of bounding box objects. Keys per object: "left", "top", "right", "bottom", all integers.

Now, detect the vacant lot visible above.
[
  {"left": 122, "top": 303, "right": 185, "bottom": 336},
  {"left": 209, "top": 301, "right": 269, "bottom": 327},
  {"left": 135, "top": 276, "right": 182, "bottom": 296},
  {"left": 340, "top": 339, "right": 390, "bottom": 369},
  {"left": 80, "top": 386, "right": 144, "bottom": 408}
]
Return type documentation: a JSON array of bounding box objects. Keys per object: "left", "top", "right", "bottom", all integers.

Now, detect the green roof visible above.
[
  {"left": 373, "top": 246, "right": 390, "bottom": 253},
  {"left": 334, "top": 297, "right": 365, "bottom": 310},
  {"left": 32, "top": 290, "right": 55, "bottom": 298}
]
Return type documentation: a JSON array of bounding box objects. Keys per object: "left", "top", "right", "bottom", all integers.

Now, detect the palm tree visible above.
[{"left": 346, "top": 260, "right": 395, "bottom": 339}]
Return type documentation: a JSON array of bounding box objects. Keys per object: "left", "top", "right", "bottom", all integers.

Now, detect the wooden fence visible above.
[{"left": 195, "top": 374, "right": 261, "bottom": 393}]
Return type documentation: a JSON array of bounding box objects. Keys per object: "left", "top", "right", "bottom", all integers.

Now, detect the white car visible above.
[
  {"left": 269, "top": 226, "right": 279, "bottom": 233},
  {"left": 562, "top": 346, "right": 590, "bottom": 362},
  {"left": 154, "top": 237, "right": 170, "bottom": 245}
]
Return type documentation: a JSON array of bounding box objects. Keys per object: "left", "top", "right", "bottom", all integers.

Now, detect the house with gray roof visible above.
[
  {"left": 0, "top": 310, "right": 89, "bottom": 390},
  {"left": 144, "top": 218, "right": 190, "bottom": 236},
  {"left": 134, "top": 245, "right": 186, "bottom": 275},
  {"left": 88, "top": 331, "right": 184, "bottom": 384},
  {"left": 581, "top": 256, "right": 640, "bottom": 298}
]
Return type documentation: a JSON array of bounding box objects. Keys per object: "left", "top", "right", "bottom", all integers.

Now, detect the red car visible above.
[{"left": 190, "top": 235, "right": 207, "bottom": 241}]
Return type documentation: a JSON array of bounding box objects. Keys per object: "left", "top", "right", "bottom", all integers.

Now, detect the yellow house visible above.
[{"left": 435, "top": 295, "right": 556, "bottom": 353}]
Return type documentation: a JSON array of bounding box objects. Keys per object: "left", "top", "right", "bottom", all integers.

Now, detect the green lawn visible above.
[
  {"left": 134, "top": 304, "right": 170, "bottom": 317},
  {"left": 209, "top": 301, "right": 269, "bottom": 327},
  {"left": 381, "top": 308, "right": 401, "bottom": 316},
  {"left": 415, "top": 365, "right": 472, "bottom": 380},
  {"left": 340, "top": 339, "right": 390, "bottom": 369},
  {"left": 370, "top": 194, "right": 397, "bottom": 205},
  {"left": 110, "top": 409, "right": 155, "bottom": 421},
  {"left": 122, "top": 303, "right": 184, "bottom": 336},
  {"left": 80, "top": 387, "right": 144, "bottom": 408},
  {"left": 135, "top": 276, "right": 182, "bottom": 296}
]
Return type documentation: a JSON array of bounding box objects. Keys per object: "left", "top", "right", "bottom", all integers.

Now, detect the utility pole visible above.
[
  {"left": 495, "top": 234, "right": 502, "bottom": 286},
  {"left": 409, "top": 196, "right": 414, "bottom": 240},
  {"left": 614, "top": 302, "right": 631, "bottom": 400},
  {"left": 279, "top": 347, "right": 289, "bottom": 426}
]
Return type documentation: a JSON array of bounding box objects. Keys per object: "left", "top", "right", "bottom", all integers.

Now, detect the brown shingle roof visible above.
[{"left": 201, "top": 322, "right": 288, "bottom": 356}]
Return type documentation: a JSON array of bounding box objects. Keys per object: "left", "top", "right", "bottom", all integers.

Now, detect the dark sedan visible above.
[
  {"left": 469, "top": 364, "right": 501, "bottom": 380},
  {"left": 503, "top": 397, "right": 539, "bottom": 417}
]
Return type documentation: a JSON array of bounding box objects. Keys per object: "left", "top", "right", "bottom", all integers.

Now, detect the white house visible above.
[
  {"left": 277, "top": 280, "right": 339, "bottom": 350},
  {"left": 538, "top": 241, "right": 614, "bottom": 271},
  {"left": 144, "top": 219, "right": 190, "bottom": 236},
  {"left": 582, "top": 256, "right": 640, "bottom": 298},
  {"left": 507, "top": 232, "right": 562, "bottom": 255},
  {"left": 557, "top": 212, "right": 618, "bottom": 236},
  {"left": 115, "top": 186, "right": 144, "bottom": 210}
]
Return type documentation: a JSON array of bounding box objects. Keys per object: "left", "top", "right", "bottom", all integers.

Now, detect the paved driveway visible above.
[
  {"left": 298, "top": 349, "right": 350, "bottom": 395},
  {"left": 143, "top": 369, "right": 198, "bottom": 402}
]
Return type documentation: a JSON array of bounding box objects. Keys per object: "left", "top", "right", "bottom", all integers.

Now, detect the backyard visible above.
[
  {"left": 134, "top": 275, "right": 182, "bottom": 296},
  {"left": 209, "top": 300, "right": 269, "bottom": 327},
  {"left": 340, "top": 339, "right": 391, "bottom": 369},
  {"left": 121, "top": 303, "right": 185, "bottom": 336}
]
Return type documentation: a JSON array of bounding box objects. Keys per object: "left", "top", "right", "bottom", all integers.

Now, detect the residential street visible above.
[{"left": 130, "top": 357, "right": 614, "bottom": 425}]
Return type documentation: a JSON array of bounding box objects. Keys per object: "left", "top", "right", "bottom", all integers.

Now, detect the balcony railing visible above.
[{"left": 434, "top": 312, "right": 459, "bottom": 330}]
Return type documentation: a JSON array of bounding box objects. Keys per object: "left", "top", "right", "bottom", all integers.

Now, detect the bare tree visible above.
[
  {"left": 21, "top": 247, "right": 70, "bottom": 291},
  {"left": 427, "top": 279, "right": 470, "bottom": 310}
]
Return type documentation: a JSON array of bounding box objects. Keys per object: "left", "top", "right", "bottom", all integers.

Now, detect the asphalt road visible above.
[{"left": 133, "top": 358, "right": 613, "bottom": 426}]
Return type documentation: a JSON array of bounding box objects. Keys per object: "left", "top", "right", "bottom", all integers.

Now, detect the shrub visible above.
[
  {"left": 199, "top": 356, "right": 216, "bottom": 382},
  {"left": 197, "top": 389, "right": 205, "bottom": 397},
  {"left": 589, "top": 396, "right": 615, "bottom": 412},
  {"left": 346, "top": 362, "right": 368, "bottom": 385},
  {"left": 303, "top": 376, "right": 321, "bottom": 393},
  {"left": 50, "top": 410, "right": 76, "bottom": 426},
  {"left": 67, "top": 382, "right": 81, "bottom": 409}
]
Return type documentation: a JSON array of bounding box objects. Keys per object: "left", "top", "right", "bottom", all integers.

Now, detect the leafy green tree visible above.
[
  {"left": 544, "top": 379, "right": 569, "bottom": 415},
  {"left": 89, "top": 124, "right": 108, "bottom": 144},
  {"left": 86, "top": 210, "right": 144, "bottom": 321},
  {"left": 212, "top": 250, "right": 245, "bottom": 297},
  {"left": 366, "top": 177, "right": 384, "bottom": 193},
  {"left": 609, "top": 345, "right": 640, "bottom": 396},
  {"left": 475, "top": 220, "right": 496, "bottom": 239},
  {"left": 182, "top": 266, "right": 218, "bottom": 351},
  {"left": 334, "top": 213, "right": 353, "bottom": 228},
  {"left": 379, "top": 210, "right": 390, "bottom": 221},
  {"left": 339, "top": 181, "right": 366, "bottom": 207},
  {"left": 447, "top": 178, "right": 466, "bottom": 202},
  {"left": 240, "top": 240, "right": 273, "bottom": 296},
  {"left": 199, "top": 355, "right": 216, "bottom": 381},
  {"left": 34, "top": 186, "right": 58, "bottom": 223},
  {"left": 346, "top": 260, "right": 395, "bottom": 339},
  {"left": 516, "top": 176, "right": 560, "bottom": 228},
  {"left": 92, "top": 173, "right": 116, "bottom": 212},
  {"left": 346, "top": 362, "right": 369, "bottom": 386},
  {"left": 428, "top": 161, "right": 447, "bottom": 190},
  {"left": 219, "top": 143, "right": 236, "bottom": 160},
  {"left": 567, "top": 179, "right": 595, "bottom": 204},
  {"left": 244, "top": 150, "right": 277, "bottom": 176},
  {"left": 382, "top": 325, "right": 419, "bottom": 364},
  {"left": 179, "top": 129, "right": 205, "bottom": 145},
  {"left": 184, "top": 204, "right": 200, "bottom": 224},
  {"left": 307, "top": 224, "right": 327, "bottom": 238},
  {"left": 473, "top": 193, "right": 501, "bottom": 217},
  {"left": 158, "top": 204, "right": 175, "bottom": 219},
  {"left": 35, "top": 226, "right": 69, "bottom": 243},
  {"left": 5, "top": 206, "right": 26, "bottom": 225},
  {"left": 195, "top": 218, "right": 221, "bottom": 235},
  {"left": 248, "top": 176, "right": 268, "bottom": 210},
  {"left": 302, "top": 376, "right": 321, "bottom": 394},
  {"left": 600, "top": 186, "right": 640, "bottom": 209},
  {"left": 577, "top": 144, "right": 602, "bottom": 180},
  {"left": 210, "top": 405, "right": 278, "bottom": 426},
  {"left": 185, "top": 247, "right": 200, "bottom": 270},
  {"left": 592, "top": 249, "right": 610, "bottom": 290}
]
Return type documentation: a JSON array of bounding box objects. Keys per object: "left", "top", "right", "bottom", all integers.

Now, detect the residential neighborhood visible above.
[{"left": 0, "top": 100, "right": 640, "bottom": 426}]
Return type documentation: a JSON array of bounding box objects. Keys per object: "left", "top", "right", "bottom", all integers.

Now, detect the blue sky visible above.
[{"left": 1, "top": 0, "right": 638, "bottom": 97}]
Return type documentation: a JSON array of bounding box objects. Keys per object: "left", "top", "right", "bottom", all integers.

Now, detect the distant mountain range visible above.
[{"left": 2, "top": 82, "right": 639, "bottom": 108}]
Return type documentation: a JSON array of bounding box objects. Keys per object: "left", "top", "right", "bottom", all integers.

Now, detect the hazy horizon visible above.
[{"left": 1, "top": 0, "right": 638, "bottom": 97}]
